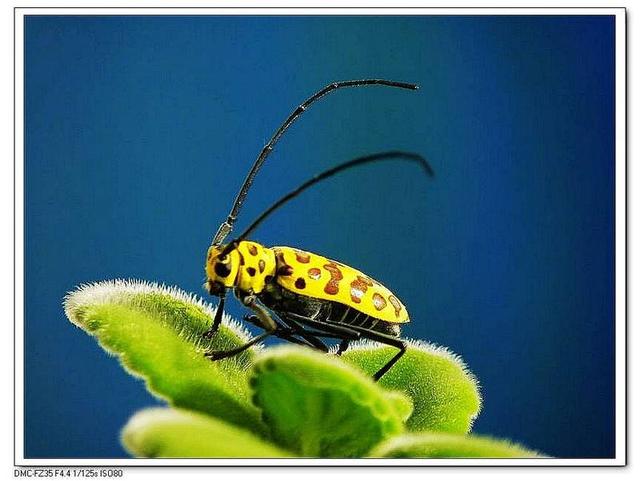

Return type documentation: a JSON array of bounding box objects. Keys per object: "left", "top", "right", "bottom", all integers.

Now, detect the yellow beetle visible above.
[{"left": 203, "top": 80, "right": 433, "bottom": 381}]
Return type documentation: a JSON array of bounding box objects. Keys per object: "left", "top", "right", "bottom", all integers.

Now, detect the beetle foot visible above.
[
  {"left": 202, "top": 328, "right": 217, "bottom": 340},
  {"left": 204, "top": 350, "right": 226, "bottom": 361},
  {"left": 335, "top": 339, "right": 350, "bottom": 356}
]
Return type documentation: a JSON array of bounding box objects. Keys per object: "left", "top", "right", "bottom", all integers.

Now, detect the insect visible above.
[{"left": 202, "top": 79, "right": 433, "bottom": 381}]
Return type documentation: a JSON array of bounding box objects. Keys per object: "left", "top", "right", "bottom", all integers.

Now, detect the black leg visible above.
[
  {"left": 237, "top": 292, "right": 278, "bottom": 331},
  {"left": 205, "top": 331, "right": 272, "bottom": 360},
  {"left": 285, "top": 313, "right": 362, "bottom": 341},
  {"left": 280, "top": 315, "right": 330, "bottom": 352},
  {"left": 336, "top": 339, "right": 350, "bottom": 356},
  {"left": 286, "top": 313, "right": 406, "bottom": 381},
  {"left": 341, "top": 324, "right": 407, "bottom": 381},
  {"left": 278, "top": 332, "right": 322, "bottom": 349},
  {"left": 245, "top": 314, "right": 326, "bottom": 351},
  {"left": 243, "top": 313, "right": 288, "bottom": 331},
  {"left": 202, "top": 294, "right": 226, "bottom": 339},
  {"left": 206, "top": 293, "right": 277, "bottom": 361}
]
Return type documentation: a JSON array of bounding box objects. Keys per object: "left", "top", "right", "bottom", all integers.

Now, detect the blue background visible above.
[{"left": 24, "top": 15, "right": 616, "bottom": 458}]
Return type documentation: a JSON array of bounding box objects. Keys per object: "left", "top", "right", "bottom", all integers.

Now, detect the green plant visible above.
[{"left": 64, "top": 280, "right": 542, "bottom": 459}]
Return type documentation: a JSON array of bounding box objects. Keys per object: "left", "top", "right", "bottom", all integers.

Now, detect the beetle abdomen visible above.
[
  {"left": 258, "top": 283, "right": 401, "bottom": 337},
  {"left": 272, "top": 246, "right": 410, "bottom": 324},
  {"left": 326, "top": 301, "right": 401, "bottom": 336}
]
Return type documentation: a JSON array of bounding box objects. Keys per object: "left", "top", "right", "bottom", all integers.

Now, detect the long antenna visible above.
[
  {"left": 212, "top": 79, "right": 419, "bottom": 246},
  {"left": 219, "top": 151, "right": 433, "bottom": 258}
]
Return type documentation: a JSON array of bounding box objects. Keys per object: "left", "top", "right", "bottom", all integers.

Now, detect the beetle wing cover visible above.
[{"left": 273, "top": 246, "right": 409, "bottom": 323}]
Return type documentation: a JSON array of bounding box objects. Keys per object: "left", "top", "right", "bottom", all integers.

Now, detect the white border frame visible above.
[{"left": 13, "top": 6, "right": 627, "bottom": 467}]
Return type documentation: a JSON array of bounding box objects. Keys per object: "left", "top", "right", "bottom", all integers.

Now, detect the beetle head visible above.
[{"left": 204, "top": 245, "right": 241, "bottom": 295}]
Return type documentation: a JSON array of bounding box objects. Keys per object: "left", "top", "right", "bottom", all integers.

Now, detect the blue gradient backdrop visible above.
[{"left": 24, "top": 16, "right": 615, "bottom": 458}]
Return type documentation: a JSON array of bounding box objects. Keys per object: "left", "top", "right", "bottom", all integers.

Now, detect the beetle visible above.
[{"left": 202, "top": 79, "right": 433, "bottom": 381}]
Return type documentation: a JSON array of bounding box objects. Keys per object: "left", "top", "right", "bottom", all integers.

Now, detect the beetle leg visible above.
[
  {"left": 278, "top": 331, "right": 327, "bottom": 350},
  {"left": 244, "top": 314, "right": 326, "bottom": 350},
  {"left": 202, "top": 293, "right": 226, "bottom": 339},
  {"left": 340, "top": 324, "right": 407, "bottom": 381},
  {"left": 243, "top": 313, "right": 287, "bottom": 332},
  {"left": 280, "top": 315, "right": 330, "bottom": 352},
  {"left": 284, "top": 313, "right": 362, "bottom": 341},
  {"left": 237, "top": 297, "right": 330, "bottom": 352},
  {"left": 238, "top": 292, "right": 278, "bottom": 332},
  {"left": 336, "top": 339, "right": 350, "bottom": 356},
  {"left": 285, "top": 313, "right": 406, "bottom": 381},
  {"left": 205, "top": 330, "right": 272, "bottom": 361},
  {"left": 205, "top": 293, "right": 277, "bottom": 360}
]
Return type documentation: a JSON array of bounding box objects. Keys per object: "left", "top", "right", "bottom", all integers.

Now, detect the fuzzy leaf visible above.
[
  {"left": 369, "top": 432, "right": 542, "bottom": 458},
  {"left": 64, "top": 280, "right": 264, "bottom": 434},
  {"left": 249, "top": 346, "right": 413, "bottom": 458},
  {"left": 122, "top": 407, "right": 291, "bottom": 458},
  {"left": 342, "top": 341, "right": 481, "bottom": 433}
]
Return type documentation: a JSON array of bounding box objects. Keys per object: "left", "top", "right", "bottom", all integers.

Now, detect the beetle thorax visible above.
[{"left": 205, "top": 241, "right": 277, "bottom": 294}]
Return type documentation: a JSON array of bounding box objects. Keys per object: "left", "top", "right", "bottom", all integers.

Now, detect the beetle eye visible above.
[{"left": 214, "top": 261, "right": 232, "bottom": 278}]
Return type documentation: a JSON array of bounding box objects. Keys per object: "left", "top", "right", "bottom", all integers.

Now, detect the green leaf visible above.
[
  {"left": 249, "top": 346, "right": 413, "bottom": 458},
  {"left": 122, "top": 407, "right": 292, "bottom": 458},
  {"left": 369, "top": 432, "right": 543, "bottom": 458},
  {"left": 64, "top": 280, "right": 264, "bottom": 434},
  {"left": 342, "top": 341, "right": 481, "bottom": 433}
]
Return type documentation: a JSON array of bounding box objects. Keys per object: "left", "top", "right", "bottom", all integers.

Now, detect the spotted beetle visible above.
[{"left": 203, "top": 79, "right": 433, "bottom": 381}]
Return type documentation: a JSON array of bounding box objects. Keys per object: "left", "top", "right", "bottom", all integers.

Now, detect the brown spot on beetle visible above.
[
  {"left": 258, "top": 259, "right": 266, "bottom": 273},
  {"left": 278, "top": 265, "right": 294, "bottom": 276},
  {"left": 295, "top": 278, "right": 306, "bottom": 289},
  {"left": 372, "top": 293, "right": 387, "bottom": 311},
  {"left": 350, "top": 285, "right": 365, "bottom": 303},
  {"left": 322, "top": 262, "right": 343, "bottom": 295},
  {"left": 246, "top": 267, "right": 256, "bottom": 277},
  {"left": 276, "top": 251, "right": 294, "bottom": 277},
  {"left": 389, "top": 295, "right": 402, "bottom": 317},
  {"left": 349, "top": 276, "right": 373, "bottom": 303},
  {"left": 247, "top": 244, "right": 258, "bottom": 256},
  {"left": 308, "top": 267, "right": 321, "bottom": 280},
  {"left": 295, "top": 250, "right": 311, "bottom": 263}
]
